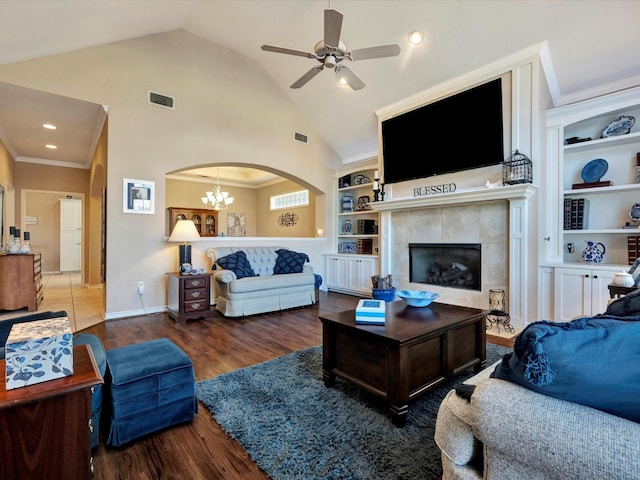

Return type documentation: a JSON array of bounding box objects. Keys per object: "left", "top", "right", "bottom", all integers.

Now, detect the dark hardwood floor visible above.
[{"left": 83, "top": 291, "right": 513, "bottom": 480}]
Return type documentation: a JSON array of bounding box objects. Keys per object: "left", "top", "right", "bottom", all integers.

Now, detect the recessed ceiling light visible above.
[
  {"left": 45, "top": 144, "right": 58, "bottom": 149},
  {"left": 408, "top": 30, "right": 424, "bottom": 45},
  {"left": 42, "top": 123, "right": 57, "bottom": 130}
]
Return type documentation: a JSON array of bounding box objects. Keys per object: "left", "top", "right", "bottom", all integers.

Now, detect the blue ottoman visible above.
[
  {"left": 74, "top": 333, "right": 106, "bottom": 449},
  {"left": 105, "top": 338, "right": 197, "bottom": 447}
]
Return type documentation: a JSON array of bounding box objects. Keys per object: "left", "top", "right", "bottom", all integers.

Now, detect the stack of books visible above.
[
  {"left": 356, "top": 238, "right": 373, "bottom": 254},
  {"left": 628, "top": 235, "right": 640, "bottom": 264},
  {"left": 355, "top": 299, "right": 386, "bottom": 325},
  {"left": 563, "top": 198, "right": 589, "bottom": 230}
]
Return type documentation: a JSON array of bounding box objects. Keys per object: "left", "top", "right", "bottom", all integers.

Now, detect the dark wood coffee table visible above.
[{"left": 320, "top": 300, "right": 487, "bottom": 426}]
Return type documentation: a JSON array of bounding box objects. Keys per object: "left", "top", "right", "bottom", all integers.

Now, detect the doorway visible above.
[{"left": 60, "top": 198, "right": 82, "bottom": 271}]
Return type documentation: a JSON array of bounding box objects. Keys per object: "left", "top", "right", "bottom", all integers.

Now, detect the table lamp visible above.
[{"left": 168, "top": 220, "right": 200, "bottom": 273}]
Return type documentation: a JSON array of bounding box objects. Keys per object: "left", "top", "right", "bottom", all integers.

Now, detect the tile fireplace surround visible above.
[{"left": 372, "top": 184, "right": 537, "bottom": 329}]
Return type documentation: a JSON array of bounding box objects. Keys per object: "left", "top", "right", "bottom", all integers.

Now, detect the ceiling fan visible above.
[{"left": 261, "top": 7, "right": 400, "bottom": 90}]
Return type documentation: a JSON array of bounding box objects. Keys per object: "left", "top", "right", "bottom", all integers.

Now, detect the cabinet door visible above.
[
  {"left": 554, "top": 267, "right": 616, "bottom": 320},
  {"left": 324, "top": 256, "right": 348, "bottom": 290},
  {"left": 190, "top": 213, "right": 203, "bottom": 234},
  {"left": 554, "top": 267, "right": 590, "bottom": 321},
  {"left": 349, "top": 257, "right": 376, "bottom": 292},
  {"left": 203, "top": 214, "right": 217, "bottom": 236},
  {"left": 591, "top": 269, "right": 616, "bottom": 315}
]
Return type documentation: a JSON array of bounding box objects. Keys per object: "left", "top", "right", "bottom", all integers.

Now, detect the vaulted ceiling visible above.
[{"left": 0, "top": 0, "right": 638, "bottom": 179}]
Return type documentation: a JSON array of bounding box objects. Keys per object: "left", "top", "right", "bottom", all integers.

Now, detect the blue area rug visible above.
[{"left": 196, "top": 344, "right": 510, "bottom": 480}]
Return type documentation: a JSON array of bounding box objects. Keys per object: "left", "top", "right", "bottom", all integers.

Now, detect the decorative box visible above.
[
  {"left": 355, "top": 299, "right": 386, "bottom": 325},
  {"left": 5, "top": 317, "right": 74, "bottom": 390}
]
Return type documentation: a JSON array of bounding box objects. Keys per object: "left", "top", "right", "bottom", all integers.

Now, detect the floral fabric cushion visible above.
[
  {"left": 215, "top": 251, "right": 256, "bottom": 279},
  {"left": 274, "top": 249, "right": 309, "bottom": 274}
]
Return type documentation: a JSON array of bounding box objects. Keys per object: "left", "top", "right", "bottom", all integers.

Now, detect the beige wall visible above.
[
  {"left": 0, "top": 30, "right": 340, "bottom": 317},
  {"left": 0, "top": 139, "right": 15, "bottom": 243},
  {"left": 167, "top": 177, "right": 317, "bottom": 237},
  {"left": 16, "top": 164, "right": 90, "bottom": 273},
  {"left": 256, "top": 180, "right": 316, "bottom": 238}
]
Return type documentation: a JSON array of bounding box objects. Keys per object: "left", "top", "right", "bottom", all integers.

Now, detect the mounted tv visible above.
[{"left": 381, "top": 78, "right": 504, "bottom": 184}]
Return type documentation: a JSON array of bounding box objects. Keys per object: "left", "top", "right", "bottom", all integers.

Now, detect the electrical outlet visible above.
[{"left": 137, "top": 281, "right": 144, "bottom": 295}]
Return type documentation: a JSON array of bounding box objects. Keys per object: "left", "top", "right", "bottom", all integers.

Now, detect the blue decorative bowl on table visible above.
[
  {"left": 372, "top": 287, "right": 396, "bottom": 302},
  {"left": 397, "top": 290, "right": 440, "bottom": 307}
]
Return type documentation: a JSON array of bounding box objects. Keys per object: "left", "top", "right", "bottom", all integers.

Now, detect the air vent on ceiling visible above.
[
  {"left": 148, "top": 91, "right": 175, "bottom": 109},
  {"left": 294, "top": 132, "right": 308, "bottom": 144}
]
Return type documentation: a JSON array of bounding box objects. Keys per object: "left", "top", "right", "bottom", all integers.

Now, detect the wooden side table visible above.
[
  {"left": 0, "top": 344, "right": 103, "bottom": 480},
  {"left": 608, "top": 284, "right": 638, "bottom": 299},
  {"left": 167, "top": 272, "right": 214, "bottom": 323}
]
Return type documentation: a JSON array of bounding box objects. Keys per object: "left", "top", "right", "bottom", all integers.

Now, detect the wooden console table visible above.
[
  {"left": 0, "top": 344, "right": 103, "bottom": 480},
  {"left": 0, "top": 253, "right": 43, "bottom": 312}
]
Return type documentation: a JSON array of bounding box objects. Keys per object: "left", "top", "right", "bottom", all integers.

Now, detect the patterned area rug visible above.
[{"left": 196, "top": 344, "right": 509, "bottom": 480}]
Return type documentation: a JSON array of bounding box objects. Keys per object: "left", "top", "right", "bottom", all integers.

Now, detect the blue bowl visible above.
[
  {"left": 396, "top": 290, "right": 440, "bottom": 307},
  {"left": 372, "top": 287, "right": 396, "bottom": 302}
]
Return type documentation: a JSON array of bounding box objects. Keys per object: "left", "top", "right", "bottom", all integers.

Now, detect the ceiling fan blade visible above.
[
  {"left": 261, "top": 44, "right": 315, "bottom": 58},
  {"left": 290, "top": 66, "right": 324, "bottom": 89},
  {"left": 338, "top": 66, "right": 365, "bottom": 91},
  {"left": 324, "top": 9, "right": 343, "bottom": 48},
  {"left": 349, "top": 44, "right": 401, "bottom": 61}
]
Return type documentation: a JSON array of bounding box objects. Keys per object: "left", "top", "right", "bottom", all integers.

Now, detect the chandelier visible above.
[{"left": 202, "top": 167, "right": 234, "bottom": 211}]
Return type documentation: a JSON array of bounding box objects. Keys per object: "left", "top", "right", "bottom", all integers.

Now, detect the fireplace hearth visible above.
[{"left": 409, "top": 243, "right": 481, "bottom": 291}]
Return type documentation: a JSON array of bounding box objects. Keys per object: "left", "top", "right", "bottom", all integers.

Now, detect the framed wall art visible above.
[{"left": 123, "top": 178, "right": 155, "bottom": 214}]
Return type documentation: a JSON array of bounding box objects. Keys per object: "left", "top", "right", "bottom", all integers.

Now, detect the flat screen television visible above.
[{"left": 381, "top": 78, "right": 504, "bottom": 184}]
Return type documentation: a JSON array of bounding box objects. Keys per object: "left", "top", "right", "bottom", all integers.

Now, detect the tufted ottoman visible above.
[{"left": 105, "top": 338, "right": 197, "bottom": 447}]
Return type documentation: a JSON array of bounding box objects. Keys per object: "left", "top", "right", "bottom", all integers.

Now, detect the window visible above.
[{"left": 270, "top": 190, "right": 309, "bottom": 210}]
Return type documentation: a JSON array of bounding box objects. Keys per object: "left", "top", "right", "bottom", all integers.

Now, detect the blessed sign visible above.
[{"left": 413, "top": 183, "right": 457, "bottom": 197}]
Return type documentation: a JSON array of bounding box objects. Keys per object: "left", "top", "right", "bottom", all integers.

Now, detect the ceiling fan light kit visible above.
[
  {"left": 261, "top": 8, "right": 400, "bottom": 90},
  {"left": 408, "top": 30, "right": 424, "bottom": 45}
]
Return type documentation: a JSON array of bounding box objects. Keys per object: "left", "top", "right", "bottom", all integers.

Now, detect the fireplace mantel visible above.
[
  {"left": 371, "top": 184, "right": 537, "bottom": 212},
  {"left": 375, "top": 183, "right": 538, "bottom": 329}
]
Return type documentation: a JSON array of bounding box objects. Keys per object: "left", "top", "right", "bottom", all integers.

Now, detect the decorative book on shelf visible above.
[
  {"left": 628, "top": 236, "right": 640, "bottom": 264},
  {"left": 571, "top": 180, "right": 613, "bottom": 189},
  {"left": 355, "top": 299, "right": 385, "bottom": 324},
  {"left": 563, "top": 198, "right": 589, "bottom": 230}
]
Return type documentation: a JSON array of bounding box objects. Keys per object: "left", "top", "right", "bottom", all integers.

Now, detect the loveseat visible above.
[
  {"left": 206, "top": 246, "right": 316, "bottom": 317},
  {"left": 435, "top": 299, "right": 640, "bottom": 479}
]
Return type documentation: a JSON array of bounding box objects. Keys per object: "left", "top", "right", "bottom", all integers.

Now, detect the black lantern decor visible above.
[{"left": 502, "top": 149, "right": 532, "bottom": 185}]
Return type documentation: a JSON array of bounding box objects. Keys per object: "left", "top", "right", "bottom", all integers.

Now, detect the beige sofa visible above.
[
  {"left": 434, "top": 362, "right": 640, "bottom": 480},
  {"left": 206, "top": 246, "right": 316, "bottom": 317}
]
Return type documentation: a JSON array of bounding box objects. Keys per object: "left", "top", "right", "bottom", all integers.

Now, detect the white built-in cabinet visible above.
[
  {"left": 553, "top": 267, "right": 616, "bottom": 321},
  {"left": 323, "top": 254, "right": 377, "bottom": 295},
  {"left": 323, "top": 159, "right": 380, "bottom": 296},
  {"left": 544, "top": 86, "right": 640, "bottom": 320}
]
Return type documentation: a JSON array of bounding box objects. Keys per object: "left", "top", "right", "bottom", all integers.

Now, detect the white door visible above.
[
  {"left": 553, "top": 267, "right": 590, "bottom": 321},
  {"left": 60, "top": 199, "right": 82, "bottom": 271}
]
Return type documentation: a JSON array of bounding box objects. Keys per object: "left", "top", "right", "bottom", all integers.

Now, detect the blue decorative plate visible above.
[
  {"left": 601, "top": 115, "right": 635, "bottom": 138},
  {"left": 581, "top": 158, "right": 608, "bottom": 183}
]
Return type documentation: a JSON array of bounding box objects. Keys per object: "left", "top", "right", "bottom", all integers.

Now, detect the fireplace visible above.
[{"left": 409, "top": 243, "right": 481, "bottom": 291}]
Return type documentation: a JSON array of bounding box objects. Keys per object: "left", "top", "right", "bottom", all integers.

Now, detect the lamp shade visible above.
[{"left": 168, "top": 220, "right": 200, "bottom": 242}]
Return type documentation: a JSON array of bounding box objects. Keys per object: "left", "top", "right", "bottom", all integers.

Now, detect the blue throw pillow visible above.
[
  {"left": 215, "top": 251, "right": 255, "bottom": 279},
  {"left": 274, "top": 249, "right": 309, "bottom": 274},
  {"left": 490, "top": 315, "right": 640, "bottom": 423}
]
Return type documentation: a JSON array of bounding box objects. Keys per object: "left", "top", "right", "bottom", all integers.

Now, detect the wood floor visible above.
[
  {"left": 13, "top": 276, "right": 513, "bottom": 480},
  {"left": 85, "top": 292, "right": 355, "bottom": 480}
]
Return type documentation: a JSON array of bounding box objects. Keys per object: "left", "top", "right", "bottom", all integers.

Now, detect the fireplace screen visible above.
[{"left": 409, "top": 243, "right": 481, "bottom": 291}]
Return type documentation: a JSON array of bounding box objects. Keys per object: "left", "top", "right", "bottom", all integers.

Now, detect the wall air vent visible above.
[
  {"left": 294, "top": 132, "right": 308, "bottom": 144},
  {"left": 148, "top": 91, "right": 175, "bottom": 109}
]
